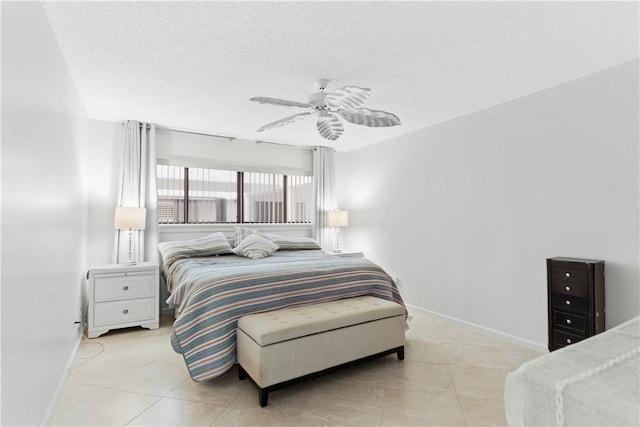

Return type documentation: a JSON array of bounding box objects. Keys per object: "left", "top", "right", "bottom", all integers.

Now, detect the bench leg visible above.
[
  {"left": 259, "top": 388, "right": 269, "bottom": 407},
  {"left": 238, "top": 365, "right": 247, "bottom": 380},
  {"left": 397, "top": 346, "right": 405, "bottom": 361}
]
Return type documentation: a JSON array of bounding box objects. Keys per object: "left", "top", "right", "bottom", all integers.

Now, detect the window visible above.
[{"left": 156, "top": 165, "right": 311, "bottom": 224}]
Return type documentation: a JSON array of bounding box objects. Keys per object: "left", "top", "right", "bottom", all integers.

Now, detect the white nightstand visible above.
[
  {"left": 87, "top": 262, "right": 159, "bottom": 338},
  {"left": 326, "top": 251, "right": 364, "bottom": 258}
]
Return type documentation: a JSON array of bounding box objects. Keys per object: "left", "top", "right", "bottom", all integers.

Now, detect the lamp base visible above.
[{"left": 125, "top": 229, "right": 137, "bottom": 266}]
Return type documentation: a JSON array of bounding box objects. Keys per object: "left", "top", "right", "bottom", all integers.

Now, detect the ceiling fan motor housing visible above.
[{"left": 308, "top": 92, "right": 327, "bottom": 107}]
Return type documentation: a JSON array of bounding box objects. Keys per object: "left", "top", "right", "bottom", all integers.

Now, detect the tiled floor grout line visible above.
[
  {"left": 446, "top": 361, "right": 471, "bottom": 427},
  {"left": 123, "top": 396, "right": 164, "bottom": 427}
]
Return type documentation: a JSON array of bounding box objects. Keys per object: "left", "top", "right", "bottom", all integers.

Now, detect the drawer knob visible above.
[
  {"left": 123, "top": 285, "right": 129, "bottom": 291},
  {"left": 123, "top": 309, "right": 129, "bottom": 315},
  {"left": 566, "top": 338, "right": 572, "bottom": 344},
  {"left": 565, "top": 300, "right": 571, "bottom": 305},
  {"left": 565, "top": 272, "right": 571, "bottom": 278},
  {"left": 565, "top": 286, "right": 571, "bottom": 292},
  {"left": 566, "top": 319, "right": 572, "bottom": 325}
]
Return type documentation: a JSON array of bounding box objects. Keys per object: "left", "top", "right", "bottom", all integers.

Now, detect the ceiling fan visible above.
[{"left": 250, "top": 79, "right": 401, "bottom": 141}]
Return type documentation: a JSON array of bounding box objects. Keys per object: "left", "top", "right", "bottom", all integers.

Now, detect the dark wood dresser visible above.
[{"left": 547, "top": 257, "right": 605, "bottom": 351}]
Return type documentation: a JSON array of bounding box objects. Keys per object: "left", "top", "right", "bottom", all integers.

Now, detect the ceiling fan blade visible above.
[
  {"left": 257, "top": 111, "right": 314, "bottom": 132},
  {"left": 316, "top": 113, "right": 344, "bottom": 141},
  {"left": 250, "top": 97, "right": 314, "bottom": 109},
  {"left": 336, "top": 108, "right": 401, "bottom": 127},
  {"left": 325, "top": 86, "right": 371, "bottom": 110}
]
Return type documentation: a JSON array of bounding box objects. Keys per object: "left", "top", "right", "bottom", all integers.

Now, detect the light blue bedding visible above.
[{"left": 165, "top": 250, "right": 405, "bottom": 381}]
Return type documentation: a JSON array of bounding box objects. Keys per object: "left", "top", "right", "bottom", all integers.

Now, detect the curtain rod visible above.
[
  {"left": 121, "top": 121, "right": 316, "bottom": 150},
  {"left": 256, "top": 140, "right": 314, "bottom": 150},
  {"left": 122, "top": 121, "right": 235, "bottom": 141},
  {"left": 156, "top": 125, "right": 236, "bottom": 141}
]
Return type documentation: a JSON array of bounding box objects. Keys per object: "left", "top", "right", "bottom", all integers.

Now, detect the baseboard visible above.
[
  {"left": 406, "top": 303, "right": 548, "bottom": 353},
  {"left": 40, "top": 330, "right": 83, "bottom": 426},
  {"left": 161, "top": 306, "right": 175, "bottom": 317}
]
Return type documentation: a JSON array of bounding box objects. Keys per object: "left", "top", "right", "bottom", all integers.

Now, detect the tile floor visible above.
[{"left": 51, "top": 309, "right": 543, "bottom": 426}]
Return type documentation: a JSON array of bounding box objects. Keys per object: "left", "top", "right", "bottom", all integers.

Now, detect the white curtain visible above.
[
  {"left": 312, "top": 146, "right": 336, "bottom": 251},
  {"left": 113, "top": 120, "right": 159, "bottom": 264}
]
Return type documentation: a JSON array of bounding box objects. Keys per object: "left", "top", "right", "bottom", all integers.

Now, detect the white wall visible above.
[
  {"left": 1, "top": 2, "right": 90, "bottom": 425},
  {"left": 85, "top": 120, "right": 122, "bottom": 267},
  {"left": 336, "top": 60, "right": 639, "bottom": 348}
]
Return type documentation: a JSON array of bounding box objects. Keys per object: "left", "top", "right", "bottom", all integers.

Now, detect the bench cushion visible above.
[{"left": 237, "top": 296, "right": 405, "bottom": 346}]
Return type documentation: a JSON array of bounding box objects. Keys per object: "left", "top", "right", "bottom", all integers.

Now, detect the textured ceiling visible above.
[{"left": 42, "top": 1, "right": 639, "bottom": 151}]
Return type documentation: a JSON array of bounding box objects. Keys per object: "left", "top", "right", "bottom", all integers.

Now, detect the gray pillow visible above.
[
  {"left": 262, "top": 233, "right": 322, "bottom": 250},
  {"left": 158, "top": 232, "right": 232, "bottom": 266}
]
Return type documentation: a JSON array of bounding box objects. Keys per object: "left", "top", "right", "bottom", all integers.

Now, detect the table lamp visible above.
[
  {"left": 327, "top": 209, "right": 348, "bottom": 253},
  {"left": 114, "top": 206, "right": 146, "bottom": 265}
]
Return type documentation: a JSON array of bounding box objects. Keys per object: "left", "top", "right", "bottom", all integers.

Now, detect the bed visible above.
[
  {"left": 504, "top": 315, "right": 640, "bottom": 427},
  {"left": 159, "top": 230, "right": 405, "bottom": 382}
]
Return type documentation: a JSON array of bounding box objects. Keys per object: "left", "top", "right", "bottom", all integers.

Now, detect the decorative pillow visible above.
[
  {"left": 157, "top": 232, "right": 233, "bottom": 266},
  {"left": 234, "top": 226, "right": 261, "bottom": 245},
  {"left": 262, "top": 233, "right": 322, "bottom": 250},
  {"left": 232, "top": 234, "right": 279, "bottom": 259}
]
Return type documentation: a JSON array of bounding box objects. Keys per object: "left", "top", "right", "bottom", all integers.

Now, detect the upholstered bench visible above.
[{"left": 236, "top": 295, "right": 406, "bottom": 407}]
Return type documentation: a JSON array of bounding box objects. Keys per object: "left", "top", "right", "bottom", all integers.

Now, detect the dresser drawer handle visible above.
[
  {"left": 566, "top": 319, "right": 572, "bottom": 325},
  {"left": 123, "top": 309, "right": 129, "bottom": 315},
  {"left": 565, "top": 272, "right": 571, "bottom": 278},
  {"left": 123, "top": 285, "right": 129, "bottom": 291},
  {"left": 565, "top": 285, "right": 571, "bottom": 292},
  {"left": 566, "top": 338, "right": 572, "bottom": 344},
  {"left": 565, "top": 300, "right": 571, "bottom": 306}
]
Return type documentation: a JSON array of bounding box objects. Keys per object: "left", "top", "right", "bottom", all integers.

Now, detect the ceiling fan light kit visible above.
[{"left": 250, "top": 79, "right": 401, "bottom": 141}]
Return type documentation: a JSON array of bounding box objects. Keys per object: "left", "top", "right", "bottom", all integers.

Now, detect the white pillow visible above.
[
  {"left": 232, "top": 234, "right": 279, "bottom": 259},
  {"left": 234, "top": 226, "right": 261, "bottom": 245}
]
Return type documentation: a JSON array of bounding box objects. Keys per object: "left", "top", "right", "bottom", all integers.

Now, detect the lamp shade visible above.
[
  {"left": 114, "top": 207, "right": 146, "bottom": 230},
  {"left": 327, "top": 210, "right": 349, "bottom": 227}
]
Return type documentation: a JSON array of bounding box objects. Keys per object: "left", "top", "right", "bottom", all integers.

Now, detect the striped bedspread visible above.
[{"left": 165, "top": 250, "right": 405, "bottom": 381}]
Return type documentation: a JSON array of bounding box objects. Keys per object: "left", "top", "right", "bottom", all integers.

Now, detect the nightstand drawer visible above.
[
  {"left": 553, "top": 329, "right": 585, "bottom": 347},
  {"left": 94, "top": 273, "right": 155, "bottom": 302},
  {"left": 550, "top": 280, "right": 588, "bottom": 298},
  {"left": 552, "top": 309, "right": 587, "bottom": 334},
  {"left": 93, "top": 298, "right": 155, "bottom": 327},
  {"left": 550, "top": 266, "right": 588, "bottom": 284}
]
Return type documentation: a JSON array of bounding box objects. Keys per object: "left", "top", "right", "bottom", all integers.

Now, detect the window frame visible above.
[{"left": 157, "top": 165, "right": 311, "bottom": 225}]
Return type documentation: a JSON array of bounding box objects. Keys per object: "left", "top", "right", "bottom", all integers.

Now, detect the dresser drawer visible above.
[
  {"left": 93, "top": 298, "right": 156, "bottom": 327},
  {"left": 550, "top": 280, "right": 588, "bottom": 298},
  {"left": 553, "top": 329, "right": 586, "bottom": 347},
  {"left": 94, "top": 273, "right": 155, "bottom": 302},
  {"left": 550, "top": 266, "right": 588, "bottom": 284},
  {"left": 552, "top": 309, "right": 588, "bottom": 334},
  {"left": 551, "top": 293, "right": 588, "bottom": 313}
]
